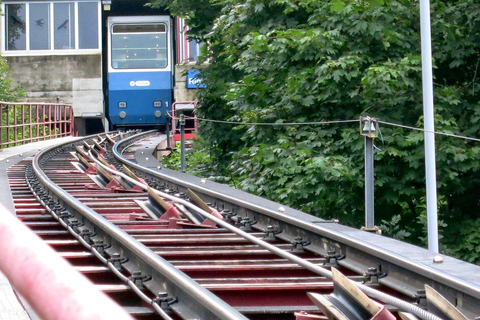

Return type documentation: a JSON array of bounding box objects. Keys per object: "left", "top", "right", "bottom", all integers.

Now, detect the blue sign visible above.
[{"left": 187, "top": 69, "right": 206, "bottom": 89}]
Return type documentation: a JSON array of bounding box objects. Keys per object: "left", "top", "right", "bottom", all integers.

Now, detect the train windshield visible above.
[{"left": 111, "top": 23, "right": 167, "bottom": 69}]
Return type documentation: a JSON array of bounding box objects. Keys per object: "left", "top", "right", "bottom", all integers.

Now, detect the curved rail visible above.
[
  {"left": 113, "top": 130, "right": 480, "bottom": 318},
  {"left": 110, "top": 133, "right": 441, "bottom": 320},
  {"left": 29, "top": 133, "right": 248, "bottom": 320},
  {"left": 114, "top": 132, "right": 480, "bottom": 301}
]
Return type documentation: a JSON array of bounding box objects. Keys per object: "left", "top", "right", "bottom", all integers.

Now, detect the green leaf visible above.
[
  {"left": 254, "top": 3, "right": 265, "bottom": 13},
  {"left": 330, "top": 0, "right": 346, "bottom": 12}
]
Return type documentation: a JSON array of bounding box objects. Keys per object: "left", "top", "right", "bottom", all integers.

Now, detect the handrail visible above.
[
  {"left": 0, "top": 203, "right": 133, "bottom": 320},
  {"left": 0, "top": 101, "right": 74, "bottom": 148},
  {"left": 171, "top": 101, "right": 197, "bottom": 141}
]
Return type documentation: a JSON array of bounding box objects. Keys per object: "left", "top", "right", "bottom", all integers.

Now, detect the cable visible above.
[
  {"left": 167, "top": 111, "right": 480, "bottom": 143},
  {"left": 378, "top": 120, "right": 480, "bottom": 143},
  {"left": 167, "top": 112, "right": 359, "bottom": 126},
  {"left": 195, "top": 117, "right": 360, "bottom": 126}
]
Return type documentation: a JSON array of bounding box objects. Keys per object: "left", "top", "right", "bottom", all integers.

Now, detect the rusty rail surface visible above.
[{"left": 0, "top": 102, "right": 74, "bottom": 148}]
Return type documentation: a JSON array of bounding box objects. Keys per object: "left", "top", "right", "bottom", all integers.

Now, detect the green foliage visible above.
[
  {"left": 0, "top": 28, "right": 31, "bottom": 147},
  {"left": 154, "top": 0, "right": 480, "bottom": 262},
  {"left": 0, "top": 5, "right": 25, "bottom": 101},
  {"left": 378, "top": 215, "right": 411, "bottom": 241},
  {"left": 151, "top": 0, "right": 222, "bottom": 39},
  {"left": 161, "top": 142, "right": 182, "bottom": 170},
  {"left": 450, "top": 219, "right": 480, "bottom": 264},
  {"left": 162, "top": 137, "right": 220, "bottom": 178},
  {"left": 0, "top": 57, "right": 24, "bottom": 102}
]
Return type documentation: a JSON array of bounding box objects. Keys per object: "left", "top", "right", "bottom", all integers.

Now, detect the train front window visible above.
[{"left": 111, "top": 23, "right": 168, "bottom": 69}]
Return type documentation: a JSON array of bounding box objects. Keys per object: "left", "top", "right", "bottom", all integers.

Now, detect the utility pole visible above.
[
  {"left": 360, "top": 116, "right": 379, "bottom": 232},
  {"left": 420, "top": 0, "right": 439, "bottom": 253},
  {"left": 180, "top": 114, "right": 186, "bottom": 173},
  {"left": 166, "top": 118, "right": 171, "bottom": 150}
]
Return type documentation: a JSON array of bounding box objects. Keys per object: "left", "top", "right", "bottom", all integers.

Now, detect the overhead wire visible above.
[
  {"left": 167, "top": 112, "right": 480, "bottom": 143},
  {"left": 192, "top": 117, "right": 360, "bottom": 126},
  {"left": 378, "top": 120, "right": 480, "bottom": 143},
  {"left": 166, "top": 112, "right": 359, "bottom": 126}
]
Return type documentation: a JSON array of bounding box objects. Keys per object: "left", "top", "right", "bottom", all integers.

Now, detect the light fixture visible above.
[{"left": 360, "top": 116, "right": 379, "bottom": 138}]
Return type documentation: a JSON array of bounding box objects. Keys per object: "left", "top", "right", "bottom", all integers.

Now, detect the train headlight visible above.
[
  {"left": 119, "top": 111, "right": 127, "bottom": 119},
  {"left": 118, "top": 101, "right": 127, "bottom": 108},
  {"left": 153, "top": 101, "right": 161, "bottom": 108},
  {"left": 154, "top": 110, "right": 162, "bottom": 118}
]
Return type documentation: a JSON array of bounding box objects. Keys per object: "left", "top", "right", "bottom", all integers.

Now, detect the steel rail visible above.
[
  {"left": 30, "top": 134, "right": 248, "bottom": 320},
  {"left": 108, "top": 132, "right": 446, "bottom": 320},
  {"left": 113, "top": 133, "right": 479, "bottom": 319},
  {"left": 114, "top": 131, "right": 480, "bottom": 303}
]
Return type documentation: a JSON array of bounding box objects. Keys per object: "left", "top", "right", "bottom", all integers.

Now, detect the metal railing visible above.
[
  {"left": 0, "top": 102, "right": 75, "bottom": 148},
  {"left": 171, "top": 101, "right": 197, "bottom": 141}
]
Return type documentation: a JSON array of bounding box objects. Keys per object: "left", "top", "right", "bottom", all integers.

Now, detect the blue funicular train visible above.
[
  {"left": 106, "top": 14, "right": 173, "bottom": 129},
  {"left": 103, "top": 0, "right": 204, "bottom": 131}
]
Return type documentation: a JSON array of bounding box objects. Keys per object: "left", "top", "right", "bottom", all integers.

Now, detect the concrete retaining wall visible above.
[{"left": 5, "top": 54, "right": 103, "bottom": 118}]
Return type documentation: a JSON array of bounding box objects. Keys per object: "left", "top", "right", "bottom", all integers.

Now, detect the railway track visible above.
[{"left": 6, "top": 131, "right": 480, "bottom": 320}]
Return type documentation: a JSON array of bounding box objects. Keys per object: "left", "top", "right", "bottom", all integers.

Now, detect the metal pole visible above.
[
  {"left": 365, "top": 136, "right": 375, "bottom": 229},
  {"left": 166, "top": 120, "right": 171, "bottom": 149},
  {"left": 420, "top": 0, "right": 439, "bottom": 253},
  {"left": 180, "top": 114, "right": 186, "bottom": 173}
]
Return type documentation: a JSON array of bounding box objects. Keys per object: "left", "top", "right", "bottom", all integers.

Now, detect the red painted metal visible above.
[
  {"left": 295, "top": 311, "right": 327, "bottom": 319},
  {"left": 0, "top": 101, "right": 74, "bottom": 149},
  {"left": 159, "top": 205, "right": 181, "bottom": 220},
  {"left": 84, "top": 165, "right": 97, "bottom": 174},
  {"left": 28, "top": 138, "right": 334, "bottom": 313},
  {"left": 131, "top": 178, "right": 147, "bottom": 191},
  {"left": 0, "top": 204, "right": 133, "bottom": 320},
  {"left": 371, "top": 304, "right": 396, "bottom": 320},
  {"left": 183, "top": 25, "right": 189, "bottom": 62},
  {"left": 201, "top": 209, "right": 223, "bottom": 227},
  {"left": 171, "top": 101, "right": 197, "bottom": 142},
  {"left": 14, "top": 104, "right": 18, "bottom": 145}
]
